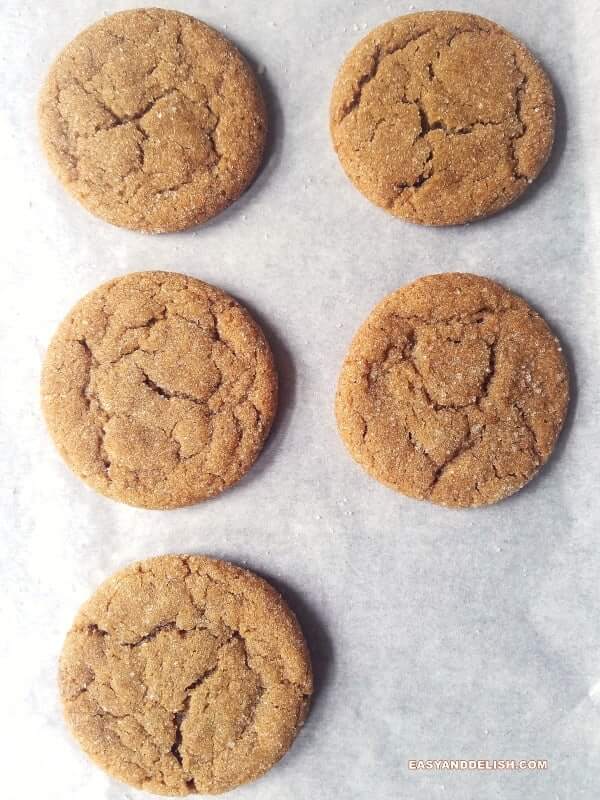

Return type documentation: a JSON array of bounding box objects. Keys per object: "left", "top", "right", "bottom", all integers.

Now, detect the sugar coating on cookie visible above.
[
  {"left": 41, "top": 271, "right": 277, "bottom": 509},
  {"left": 38, "top": 9, "right": 267, "bottom": 232},
  {"left": 336, "top": 273, "right": 569, "bottom": 508},
  {"left": 330, "top": 11, "right": 555, "bottom": 225},
  {"left": 59, "top": 555, "right": 313, "bottom": 795}
]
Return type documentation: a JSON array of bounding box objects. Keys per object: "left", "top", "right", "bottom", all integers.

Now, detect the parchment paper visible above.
[{"left": 1, "top": 1, "right": 599, "bottom": 798}]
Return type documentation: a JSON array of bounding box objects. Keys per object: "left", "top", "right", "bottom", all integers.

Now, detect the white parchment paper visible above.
[{"left": 1, "top": 1, "right": 599, "bottom": 798}]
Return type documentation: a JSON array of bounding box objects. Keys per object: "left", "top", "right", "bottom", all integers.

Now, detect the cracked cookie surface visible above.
[
  {"left": 330, "top": 11, "right": 554, "bottom": 225},
  {"left": 335, "top": 273, "right": 569, "bottom": 507},
  {"left": 41, "top": 271, "right": 277, "bottom": 509},
  {"left": 59, "top": 555, "right": 313, "bottom": 795},
  {"left": 38, "top": 8, "right": 266, "bottom": 232}
]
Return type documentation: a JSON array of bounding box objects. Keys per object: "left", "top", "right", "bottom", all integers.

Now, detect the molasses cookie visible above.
[
  {"left": 59, "top": 555, "right": 313, "bottom": 794},
  {"left": 41, "top": 271, "right": 277, "bottom": 509},
  {"left": 335, "top": 273, "right": 569, "bottom": 507},
  {"left": 330, "top": 11, "right": 554, "bottom": 225},
  {"left": 39, "top": 8, "right": 267, "bottom": 232}
]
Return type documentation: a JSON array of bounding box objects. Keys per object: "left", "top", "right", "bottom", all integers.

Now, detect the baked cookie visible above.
[
  {"left": 41, "top": 271, "right": 277, "bottom": 509},
  {"left": 330, "top": 11, "right": 555, "bottom": 225},
  {"left": 59, "top": 555, "right": 313, "bottom": 795},
  {"left": 335, "top": 273, "right": 569, "bottom": 508},
  {"left": 38, "top": 9, "right": 267, "bottom": 232}
]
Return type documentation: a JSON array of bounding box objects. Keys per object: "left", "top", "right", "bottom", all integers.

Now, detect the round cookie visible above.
[
  {"left": 335, "top": 273, "right": 569, "bottom": 508},
  {"left": 59, "top": 555, "right": 313, "bottom": 795},
  {"left": 330, "top": 11, "right": 555, "bottom": 225},
  {"left": 41, "top": 271, "right": 277, "bottom": 509},
  {"left": 38, "top": 9, "right": 267, "bottom": 232}
]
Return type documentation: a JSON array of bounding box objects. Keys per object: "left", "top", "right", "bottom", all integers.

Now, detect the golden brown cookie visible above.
[
  {"left": 335, "top": 273, "right": 569, "bottom": 508},
  {"left": 38, "top": 9, "right": 267, "bottom": 232},
  {"left": 59, "top": 555, "right": 313, "bottom": 795},
  {"left": 330, "top": 11, "right": 554, "bottom": 225},
  {"left": 41, "top": 271, "right": 277, "bottom": 509}
]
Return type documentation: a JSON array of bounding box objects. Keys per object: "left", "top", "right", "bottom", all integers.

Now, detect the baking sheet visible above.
[{"left": 1, "top": 1, "right": 599, "bottom": 798}]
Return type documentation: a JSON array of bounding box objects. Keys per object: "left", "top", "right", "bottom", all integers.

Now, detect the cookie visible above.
[
  {"left": 59, "top": 555, "right": 313, "bottom": 795},
  {"left": 41, "top": 271, "right": 277, "bottom": 509},
  {"left": 38, "top": 9, "right": 267, "bottom": 232},
  {"left": 330, "top": 11, "right": 554, "bottom": 225},
  {"left": 335, "top": 273, "right": 569, "bottom": 508}
]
